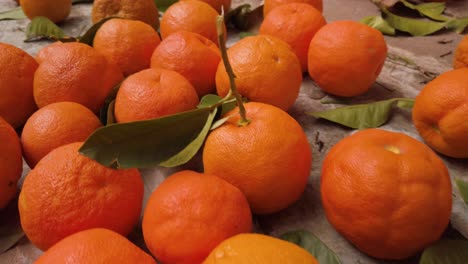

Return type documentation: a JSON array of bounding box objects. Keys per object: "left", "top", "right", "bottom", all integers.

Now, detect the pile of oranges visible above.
[{"left": 0, "top": 0, "right": 467, "bottom": 262}]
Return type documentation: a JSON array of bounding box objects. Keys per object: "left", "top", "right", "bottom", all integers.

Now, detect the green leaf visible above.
[
  {"left": 80, "top": 108, "right": 214, "bottom": 169},
  {"left": 0, "top": 197, "right": 24, "bottom": 253},
  {"left": 446, "top": 18, "right": 468, "bottom": 34},
  {"left": 399, "top": 0, "right": 449, "bottom": 22},
  {"left": 420, "top": 240, "right": 468, "bottom": 264},
  {"left": 197, "top": 94, "right": 223, "bottom": 109},
  {"left": 0, "top": 7, "right": 26, "bottom": 20},
  {"left": 280, "top": 230, "right": 342, "bottom": 264},
  {"left": 155, "top": 0, "right": 178, "bottom": 12},
  {"left": 24, "top": 16, "right": 75, "bottom": 42},
  {"left": 79, "top": 16, "right": 117, "bottom": 46},
  {"left": 455, "top": 178, "right": 468, "bottom": 204},
  {"left": 308, "top": 98, "right": 414, "bottom": 129},
  {"left": 381, "top": 8, "right": 447, "bottom": 36},
  {"left": 99, "top": 82, "right": 122, "bottom": 125},
  {"left": 361, "top": 16, "right": 396, "bottom": 35}
]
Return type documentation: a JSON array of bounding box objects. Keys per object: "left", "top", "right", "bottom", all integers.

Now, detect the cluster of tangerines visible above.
[{"left": 0, "top": 0, "right": 467, "bottom": 262}]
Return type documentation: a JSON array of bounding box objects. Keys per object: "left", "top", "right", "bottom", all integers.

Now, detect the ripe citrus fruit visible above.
[
  {"left": 215, "top": 35, "right": 302, "bottom": 111},
  {"left": 321, "top": 129, "right": 452, "bottom": 260},
  {"left": 203, "top": 233, "right": 319, "bottom": 264},
  {"left": 203, "top": 102, "right": 311, "bottom": 214},
  {"left": 92, "top": 0, "right": 159, "bottom": 29},
  {"left": 21, "top": 0, "right": 71, "bottom": 23},
  {"left": 453, "top": 35, "right": 468, "bottom": 69},
  {"left": 151, "top": 31, "right": 221, "bottom": 97},
  {"left": 21, "top": 102, "right": 102, "bottom": 168},
  {"left": 143, "top": 170, "right": 252, "bottom": 264},
  {"left": 34, "top": 42, "right": 124, "bottom": 113},
  {"left": 193, "top": 0, "right": 231, "bottom": 13},
  {"left": 308, "top": 20, "right": 387, "bottom": 97},
  {"left": 412, "top": 68, "right": 468, "bottom": 158},
  {"left": 19, "top": 142, "right": 144, "bottom": 251},
  {"left": 259, "top": 3, "right": 326, "bottom": 72},
  {"left": 114, "top": 68, "right": 199, "bottom": 122},
  {"left": 93, "top": 18, "right": 161, "bottom": 76},
  {"left": 0, "top": 117, "right": 22, "bottom": 209},
  {"left": 0, "top": 42, "right": 38, "bottom": 128},
  {"left": 36, "top": 228, "right": 156, "bottom": 264},
  {"left": 264, "top": 0, "right": 323, "bottom": 16}
]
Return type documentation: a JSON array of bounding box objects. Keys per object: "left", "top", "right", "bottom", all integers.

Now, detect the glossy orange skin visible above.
[
  {"left": 21, "top": 0, "right": 71, "bottom": 23},
  {"left": 0, "top": 42, "right": 38, "bottom": 128},
  {"left": 186, "top": 0, "right": 231, "bottom": 13},
  {"left": 215, "top": 35, "right": 302, "bottom": 111},
  {"left": 0, "top": 117, "right": 22, "bottom": 209},
  {"left": 21, "top": 102, "right": 102, "bottom": 168},
  {"left": 264, "top": 0, "right": 322, "bottom": 16},
  {"left": 453, "top": 35, "right": 468, "bottom": 69},
  {"left": 308, "top": 20, "right": 387, "bottom": 97},
  {"left": 203, "top": 102, "right": 312, "bottom": 214},
  {"left": 114, "top": 68, "right": 199, "bottom": 122},
  {"left": 35, "top": 228, "right": 156, "bottom": 264},
  {"left": 19, "top": 142, "right": 144, "bottom": 251},
  {"left": 160, "top": 0, "right": 226, "bottom": 46},
  {"left": 33, "top": 42, "right": 124, "bottom": 113},
  {"left": 93, "top": 18, "right": 161, "bottom": 76},
  {"left": 412, "top": 68, "right": 468, "bottom": 158},
  {"left": 151, "top": 31, "right": 221, "bottom": 97},
  {"left": 142, "top": 170, "right": 252, "bottom": 264},
  {"left": 92, "top": 0, "right": 159, "bottom": 29},
  {"left": 321, "top": 129, "right": 452, "bottom": 260},
  {"left": 260, "top": 3, "right": 326, "bottom": 72}
]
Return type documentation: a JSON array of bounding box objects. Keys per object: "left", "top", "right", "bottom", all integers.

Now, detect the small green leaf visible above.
[
  {"left": 361, "top": 15, "right": 396, "bottom": 35},
  {"left": 455, "top": 178, "right": 468, "bottom": 204},
  {"left": 99, "top": 82, "right": 122, "bottom": 125},
  {"left": 25, "top": 16, "right": 75, "bottom": 42},
  {"left": 0, "top": 197, "right": 24, "bottom": 253},
  {"left": 0, "top": 7, "right": 26, "bottom": 20},
  {"left": 197, "top": 94, "right": 223, "bottom": 109},
  {"left": 80, "top": 108, "right": 213, "bottom": 168},
  {"left": 210, "top": 115, "right": 232, "bottom": 130},
  {"left": 382, "top": 8, "right": 447, "bottom": 36},
  {"left": 420, "top": 240, "right": 468, "bottom": 264},
  {"left": 308, "top": 98, "right": 414, "bottom": 129},
  {"left": 155, "top": 0, "right": 178, "bottom": 12},
  {"left": 446, "top": 18, "right": 468, "bottom": 34},
  {"left": 280, "top": 230, "right": 342, "bottom": 264},
  {"left": 79, "top": 17, "right": 117, "bottom": 46},
  {"left": 399, "top": 0, "right": 449, "bottom": 22}
]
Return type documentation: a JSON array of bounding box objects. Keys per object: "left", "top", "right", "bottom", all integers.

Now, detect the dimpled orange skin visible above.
[
  {"left": 114, "top": 68, "right": 199, "bottom": 122},
  {"left": 202, "top": 233, "right": 319, "bottom": 264},
  {"left": 21, "top": 102, "right": 102, "bottom": 168},
  {"left": 0, "top": 42, "right": 38, "bottom": 128},
  {"left": 263, "top": 0, "right": 322, "bottom": 16},
  {"left": 308, "top": 20, "right": 387, "bottom": 97},
  {"left": 92, "top": 0, "right": 159, "bottom": 29},
  {"left": 321, "top": 129, "right": 452, "bottom": 260},
  {"left": 142, "top": 170, "right": 252, "bottom": 264},
  {"left": 19, "top": 142, "right": 144, "bottom": 251},
  {"left": 412, "top": 68, "right": 468, "bottom": 158},
  {"left": 0, "top": 117, "right": 22, "bottom": 209},
  {"left": 203, "top": 102, "right": 312, "bottom": 214},
  {"left": 151, "top": 31, "right": 221, "bottom": 97},
  {"left": 21, "top": 0, "right": 71, "bottom": 23},
  {"left": 160, "top": 0, "right": 226, "bottom": 46},
  {"left": 93, "top": 18, "right": 161, "bottom": 76},
  {"left": 453, "top": 35, "right": 468, "bottom": 69},
  {"left": 215, "top": 35, "right": 302, "bottom": 111},
  {"left": 35, "top": 228, "right": 157, "bottom": 264},
  {"left": 259, "top": 3, "right": 326, "bottom": 72},
  {"left": 33, "top": 42, "right": 124, "bottom": 113}
]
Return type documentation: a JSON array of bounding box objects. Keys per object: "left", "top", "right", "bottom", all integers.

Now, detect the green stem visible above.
[{"left": 216, "top": 15, "right": 250, "bottom": 126}]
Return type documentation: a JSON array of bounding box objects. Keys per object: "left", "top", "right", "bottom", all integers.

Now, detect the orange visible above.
[
  {"left": 151, "top": 31, "right": 221, "bottom": 97},
  {"left": 321, "top": 129, "right": 452, "bottom": 260},
  {"left": 453, "top": 35, "right": 468, "bottom": 69},
  {"left": 259, "top": 3, "right": 326, "bottom": 72},
  {"left": 264, "top": 0, "right": 323, "bottom": 16},
  {"left": 21, "top": 102, "right": 102, "bottom": 168},
  {"left": 160, "top": 0, "right": 225, "bottom": 46},
  {"left": 142, "top": 170, "right": 252, "bottom": 264},
  {"left": 34, "top": 42, "right": 124, "bottom": 113},
  {"left": 114, "top": 68, "right": 199, "bottom": 122},
  {"left": 215, "top": 35, "right": 302, "bottom": 111},
  {"left": 203, "top": 102, "right": 311, "bottom": 214},
  {"left": 36, "top": 228, "right": 156, "bottom": 264},
  {"left": 0, "top": 117, "right": 22, "bottom": 209},
  {"left": 412, "top": 68, "right": 468, "bottom": 158},
  {"left": 0, "top": 42, "right": 38, "bottom": 128},
  {"left": 93, "top": 18, "right": 161, "bottom": 76},
  {"left": 92, "top": 0, "right": 159, "bottom": 29},
  {"left": 19, "top": 142, "right": 144, "bottom": 251},
  {"left": 21, "top": 0, "right": 71, "bottom": 23},
  {"left": 190, "top": 0, "right": 231, "bottom": 13},
  {"left": 203, "top": 233, "right": 319, "bottom": 264},
  {"left": 308, "top": 20, "right": 387, "bottom": 97}
]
